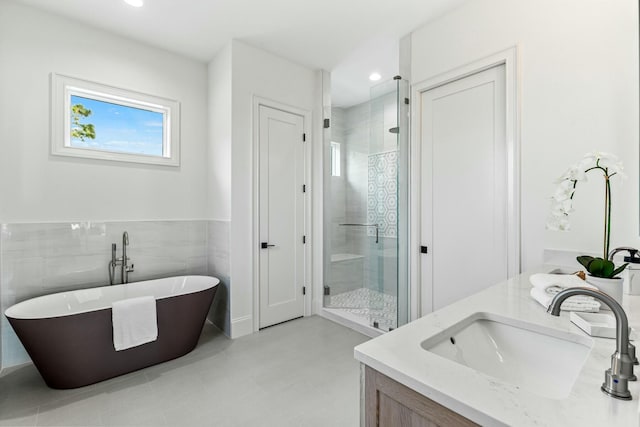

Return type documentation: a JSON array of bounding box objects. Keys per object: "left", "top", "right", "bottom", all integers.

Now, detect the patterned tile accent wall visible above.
[{"left": 367, "top": 150, "right": 398, "bottom": 238}]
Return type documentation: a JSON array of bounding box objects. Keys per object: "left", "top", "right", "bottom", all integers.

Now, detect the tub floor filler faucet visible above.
[{"left": 109, "top": 231, "right": 135, "bottom": 285}]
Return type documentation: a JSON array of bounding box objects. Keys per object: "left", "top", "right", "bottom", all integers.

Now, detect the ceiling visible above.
[{"left": 11, "top": 0, "right": 467, "bottom": 106}]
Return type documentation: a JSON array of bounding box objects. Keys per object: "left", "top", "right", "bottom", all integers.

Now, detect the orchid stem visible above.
[{"left": 605, "top": 174, "right": 612, "bottom": 260}]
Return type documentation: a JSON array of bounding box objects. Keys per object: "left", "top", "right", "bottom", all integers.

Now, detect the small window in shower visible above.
[
  {"left": 330, "top": 142, "right": 341, "bottom": 176},
  {"left": 51, "top": 73, "right": 180, "bottom": 166}
]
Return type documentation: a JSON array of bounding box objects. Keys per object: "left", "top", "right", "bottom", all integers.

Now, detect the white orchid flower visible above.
[
  {"left": 546, "top": 215, "right": 571, "bottom": 231},
  {"left": 555, "top": 163, "right": 587, "bottom": 183},
  {"left": 583, "top": 151, "right": 619, "bottom": 163},
  {"left": 552, "top": 179, "right": 575, "bottom": 202},
  {"left": 550, "top": 199, "right": 573, "bottom": 217},
  {"left": 548, "top": 152, "right": 624, "bottom": 260},
  {"left": 582, "top": 151, "right": 620, "bottom": 169},
  {"left": 607, "top": 161, "right": 626, "bottom": 179},
  {"left": 579, "top": 152, "right": 625, "bottom": 180},
  {"left": 557, "top": 217, "right": 571, "bottom": 231}
]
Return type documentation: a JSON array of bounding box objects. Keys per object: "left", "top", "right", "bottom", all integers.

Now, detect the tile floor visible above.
[{"left": 0, "top": 316, "right": 368, "bottom": 426}]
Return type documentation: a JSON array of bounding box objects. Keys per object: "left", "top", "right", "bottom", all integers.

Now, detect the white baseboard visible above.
[{"left": 230, "top": 315, "right": 253, "bottom": 338}]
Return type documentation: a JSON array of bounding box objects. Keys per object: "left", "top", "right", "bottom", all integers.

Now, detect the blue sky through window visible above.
[{"left": 70, "top": 95, "right": 164, "bottom": 156}]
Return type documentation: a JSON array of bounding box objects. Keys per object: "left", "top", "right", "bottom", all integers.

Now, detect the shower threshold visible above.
[{"left": 324, "top": 287, "right": 397, "bottom": 332}]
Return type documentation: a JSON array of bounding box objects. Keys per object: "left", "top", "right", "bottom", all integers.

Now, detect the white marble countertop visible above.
[{"left": 354, "top": 265, "right": 640, "bottom": 426}]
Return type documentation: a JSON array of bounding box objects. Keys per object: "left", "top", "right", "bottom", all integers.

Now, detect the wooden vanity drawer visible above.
[{"left": 364, "top": 365, "right": 479, "bottom": 427}]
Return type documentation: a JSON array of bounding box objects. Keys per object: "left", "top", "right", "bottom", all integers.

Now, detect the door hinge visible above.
[
  {"left": 302, "top": 133, "right": 306, "bottom": 142},
  {"left": 420, "top": 245, "right": 428, "bottom": 254},
  {"left": 303, "top": 286, "right": 306, "bottom": 295},
  {"left": 302, "top": 184, "right": 306, "bottom": 193},
  {"left": 303, "top": 235, "right": 306, "bottom": 244},
  {"left": 404, "top": 97, "right": 410, "bottom": 105},
  {"left": 324, "top": 286, "right": 331, "bottom": 296},
  {"left": 323, "top": 118, "right": 330, "bottom": 128}
]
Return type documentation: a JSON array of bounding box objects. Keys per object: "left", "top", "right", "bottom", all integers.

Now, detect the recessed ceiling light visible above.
[
  {"left": 369, "top": 73, "right": 381, "bottom": 81},
  {"left": 124, "top": 0, "right": 144, "bottom": 7}
]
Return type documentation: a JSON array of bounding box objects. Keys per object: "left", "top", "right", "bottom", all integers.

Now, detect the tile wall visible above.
[
  {"left": 0, "top": 220, "right": 230, "bottom": 369},
  {"left": 207, "top": 220, "right": 230, "bottom": 335}
]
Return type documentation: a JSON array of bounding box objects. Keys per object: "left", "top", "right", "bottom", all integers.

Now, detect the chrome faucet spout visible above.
[
  {"left": 109, "top": 243, "right": 117, "bottom": 285},
  {"left": 121, "top": 231, "right": 133, "bottom": 284},
  {"left": 548, "top": 286, "right": 634, "bottom": 400},
  {"left": 548, "top": 287, "right": 628, "bottom": 353},
  {"left": 108, "top": 232, "right": 134, "bottom": 285}
]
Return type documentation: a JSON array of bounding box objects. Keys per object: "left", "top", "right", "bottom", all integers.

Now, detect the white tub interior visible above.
[{"left": 5, "top": 275, "right": 219, "bottom": 320}]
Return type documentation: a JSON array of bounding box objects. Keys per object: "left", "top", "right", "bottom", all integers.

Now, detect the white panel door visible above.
[
  {"left": 421, "top": 65, "right": 507, "bottom": 312},
  {"left": 258, "top": 105, "right": 305, "bottom": 328}
]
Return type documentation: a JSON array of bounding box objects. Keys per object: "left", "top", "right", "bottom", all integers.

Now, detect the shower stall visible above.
[{"left": 323, "top": 77, "right": 409, "bottom": 332}]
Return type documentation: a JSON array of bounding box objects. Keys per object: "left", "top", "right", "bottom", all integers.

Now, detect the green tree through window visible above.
[{"left": 70, "top": 104, "right": 96, "bottom": 142}]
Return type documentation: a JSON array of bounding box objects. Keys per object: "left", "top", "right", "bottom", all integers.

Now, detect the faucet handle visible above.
[
  {"left": 603, "top": 369, "right": 632, "bottom": 400},
  {"left": 629, "top": 343, "right": 639, "bottom": 365}
]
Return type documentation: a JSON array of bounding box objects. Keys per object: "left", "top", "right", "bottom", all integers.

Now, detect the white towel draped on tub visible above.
[
  {"left": 529, "top": 273, "right": 601, "bottom": 312},
  {"left": 112, "top": 296, "right": 158, "bottom": 351}
]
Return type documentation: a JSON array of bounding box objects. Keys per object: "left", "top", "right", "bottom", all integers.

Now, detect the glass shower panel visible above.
[
  {"left": 365, "top": 79, "right": 399, "bottom": 330},
  {"left": 396, "top": 78, "right": 410, "bottom": 328},
  {"left": 323, "top": 76, "right": 409, "bottom": 332}
]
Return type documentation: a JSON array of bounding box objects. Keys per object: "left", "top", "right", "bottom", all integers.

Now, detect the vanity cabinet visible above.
[{"left": 363, "top": 366, "right": 478, "bottom": 427}]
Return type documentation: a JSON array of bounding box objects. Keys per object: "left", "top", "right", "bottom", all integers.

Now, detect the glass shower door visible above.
[{"left": 323, "top": 77, "right": 409, "bottom": 332}]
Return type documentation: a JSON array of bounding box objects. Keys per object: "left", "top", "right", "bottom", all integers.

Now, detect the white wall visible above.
[
  {"left": 0, "top": 1, "right": 209, "bottom": 222},
  {"left": 229, "top": 40, "right": 318, "bottom": 336},
  {"left": 206, "top": 45, "right": 233, "bottom": 335},
  {"left": 411, "top": 0, "right": 639, "bottom": 271},
  {"left": 207, "top": 44, "right": 233, "bottom": 221}
]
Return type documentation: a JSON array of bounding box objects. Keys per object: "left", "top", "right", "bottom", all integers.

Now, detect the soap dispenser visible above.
[
  {"left": 623, "top": 250, "right": 640, "bottom": 296},
  {"left": 608, "top": 247, "right": 640, "bottom": 296}
]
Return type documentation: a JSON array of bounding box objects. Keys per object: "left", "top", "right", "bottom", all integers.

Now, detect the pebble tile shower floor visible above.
[
  {"left": 0, "top": 316, "right": 368, "bottom": 426},
  {"left": 328, "top": 288, "right": 398, "bottom": 331}
]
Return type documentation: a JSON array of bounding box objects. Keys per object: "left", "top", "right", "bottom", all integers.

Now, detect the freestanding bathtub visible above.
[{"left": 5, "top": 275, "right": 219, "bottom": 389}]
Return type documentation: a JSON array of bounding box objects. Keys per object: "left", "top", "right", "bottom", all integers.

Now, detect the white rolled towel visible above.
[
  {"left": 529, "top": 273, "right": 601, "bottom": 312},
  {"left": 530, "top": 273, "right": 590, "bottom": 290}
]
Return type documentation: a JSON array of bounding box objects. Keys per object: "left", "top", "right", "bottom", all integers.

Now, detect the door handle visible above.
[{"left": 261, "top": 242, "right": 276, "bottom": 249}]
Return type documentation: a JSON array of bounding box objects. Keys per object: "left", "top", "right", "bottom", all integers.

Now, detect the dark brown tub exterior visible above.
[{"left": 7, "top": 285, "right": 216, "bottom": 389}]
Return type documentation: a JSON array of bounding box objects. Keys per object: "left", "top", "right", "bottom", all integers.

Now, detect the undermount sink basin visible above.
[{"left": 421, "top": 313, "right": 593, "bottom": 399}]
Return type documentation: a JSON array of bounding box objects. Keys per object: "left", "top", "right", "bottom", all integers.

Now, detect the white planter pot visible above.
[{"left": 585, "top": 275, "right": 623, "bottom": 308}]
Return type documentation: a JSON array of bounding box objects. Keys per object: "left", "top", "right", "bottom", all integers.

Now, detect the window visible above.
[
  {"left": 330, "top": 142, "right": 341, "bottom": 176},
  {"left": 51, "top": 73, "right": 180, "bottom": 166}
]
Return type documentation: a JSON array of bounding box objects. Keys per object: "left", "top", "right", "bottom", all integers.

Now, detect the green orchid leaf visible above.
[
  {"left": 601, "top": 260, "right": 615, "bottom": 278},
  {"left": 587, "top": 257, "right": 605, "bottom": 276},
  {"left": 576, "top": 256, "right": 594, "bottom": 269},
  {"left": 611, "top": 263, "right": 629, "bottom": 278}
]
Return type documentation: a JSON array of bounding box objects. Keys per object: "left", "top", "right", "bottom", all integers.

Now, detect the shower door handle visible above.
[
  {"left": 338, "top": 223, "right": 380, "bottom": 244},
  {"left": 261, "top": 242, "right": 275, "bottom": 249}
]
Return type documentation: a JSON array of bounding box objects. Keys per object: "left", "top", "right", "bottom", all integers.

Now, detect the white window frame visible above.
[{"left": 50, "top": 73, "right": 180, "bottom": 166}]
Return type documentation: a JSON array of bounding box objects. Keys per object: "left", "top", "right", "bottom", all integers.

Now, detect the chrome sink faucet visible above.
[
  {"left": 548, "top": 287, "right": 635, "bottom": 400},
  {"left": 108, "top": 231, "right": 135, "bottom": 285},
  {"left": 609, "top": 246, "right": 639, "bottom": 261}
]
